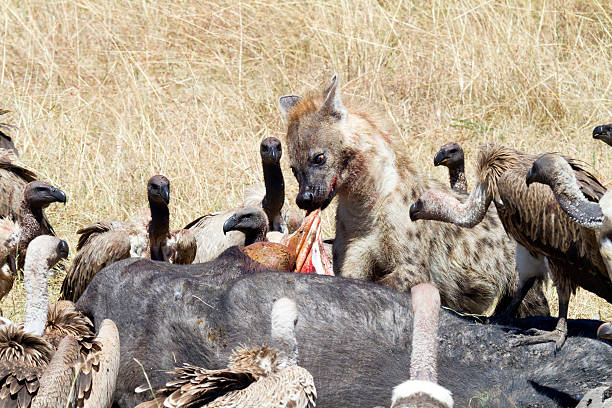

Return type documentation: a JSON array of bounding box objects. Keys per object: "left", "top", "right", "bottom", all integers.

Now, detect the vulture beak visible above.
[
  {"left": 409, "top": 200, "right": 423, "bottom": 221},
  {"left": 57, "top": 240, "right": 69, "bottom": 259},
  {"left": 598, "top": 322, "right": 612, "bottom": 340},
  {"left": 222, "top": 215, "right": 239, "bottom": 235},
  {"left": 51, "top": 187, "right": 67, "bottom": 204},
  {"left": 433, "top": 150, "right": 447, "bottom": 167},
  {"left": 270, "top": 149, "right": 278, "bottom": 163},
  {"left": 161, "top": 184, "right": 170, "bottom": 205},
  {"left": 525, "top": 168, "right": 535, "bottom": 187},
  {"left": 593, "top": 125, "right": 606, "bottom": 140},
  {"left": 282, "top": 209, "right": 333, "bottom": 276}
]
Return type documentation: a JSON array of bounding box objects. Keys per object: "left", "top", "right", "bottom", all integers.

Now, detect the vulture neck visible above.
[
  {"left": 244, "top": 225, "right": 268, "bottom": 246},
  {"left": 23, "top": 251, "right": 49, "bottom": 337},
  {"left": 19, "top": 200, "right": 44, "bottom": 243},
  {"left": 271, "top": 314, "right": 298, "bottom": 370},
  {"left": 546, "top": 176, "right": 604, "bottom": 230},
  {"left": 148, "top": 199, "right": 170, "bottom": 261},
  {"left": 409, "top": 286, "right": 440, "bottom": 382},
  {"left": 448, "top": 165, "right": 467, "bottom": 194},
  {"left": 261, "top": 160, "right": 285, "bottom": 232},
  {"left": 423, "top": 182, "right": 491, "bottom": 228}
]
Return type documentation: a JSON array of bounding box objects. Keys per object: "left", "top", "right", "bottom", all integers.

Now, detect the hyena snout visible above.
[
  {"left": 296, "top": 190, "right": 316, "bottom": 211},
  {"left": 296, "top": 182, "right": 335, "bottom": 211}
]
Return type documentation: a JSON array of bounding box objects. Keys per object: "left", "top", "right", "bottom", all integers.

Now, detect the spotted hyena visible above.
[{"left": 278, "top": 74, "right": 548, "bottom": 316}]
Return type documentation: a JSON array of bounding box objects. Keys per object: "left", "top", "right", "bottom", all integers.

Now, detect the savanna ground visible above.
[{"left": 0, "top": 0, "right": 610, "bottom": 323}]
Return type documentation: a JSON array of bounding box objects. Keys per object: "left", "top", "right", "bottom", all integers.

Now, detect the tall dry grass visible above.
[{"left": 0, "top": 0, "right": 610, "bottom": 322}]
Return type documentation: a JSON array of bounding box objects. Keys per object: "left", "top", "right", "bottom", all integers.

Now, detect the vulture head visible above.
[
  {"left": 593, "top": 124, "right": 612, "bottom": 147},
  {"left": 24, "top": 181, "right": 66, "bottom": 209},
  {"left": 223, "top": 207, "right": 268, "bottom": 241},
  {"left": 433, "top": 142, "right": 464, "bottom": 170},
  {"left": 26, "top": 235, "right": 69, "bottom": 270},
  {"left": 147, "top": 175, "right": 170, "bottom": 206},
  {"left": 525, "top": 153, "right": 572, "bottom": 189},
  {"left": 261, "top": 137, "right": 283, "bottom": 165}
]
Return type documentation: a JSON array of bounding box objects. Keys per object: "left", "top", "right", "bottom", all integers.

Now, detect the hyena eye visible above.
[{"left": 313, "top": 154, "right": 326, "bottom": 166}]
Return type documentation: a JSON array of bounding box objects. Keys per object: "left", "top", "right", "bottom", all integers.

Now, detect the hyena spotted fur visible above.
[{"left": 278, "top": 74, "right": 548, "bottom": 316}]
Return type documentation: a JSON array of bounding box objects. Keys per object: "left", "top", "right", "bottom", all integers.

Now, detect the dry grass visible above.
[{"left": 0, "top": 0, "right": 610, "bottom": 323}]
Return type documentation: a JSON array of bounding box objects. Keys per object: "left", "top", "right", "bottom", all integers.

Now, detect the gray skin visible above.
[
  {"left": 593, "top": 124, "right": 612, "bottom": 148},
  {"left": 76, "top": 252, "right": 611, "bottom": 408}
]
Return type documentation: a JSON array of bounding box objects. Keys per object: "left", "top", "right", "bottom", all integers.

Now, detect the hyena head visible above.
[{"left": 278, "top": 74, "right": 351, "bottom": 212}]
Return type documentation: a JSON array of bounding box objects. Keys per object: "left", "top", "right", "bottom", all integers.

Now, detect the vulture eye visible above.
[
  {"left": 449, "top": 149, "right": 457, "bottom": 154},
  {"left": 313, "top": 154, "right": 326, "bottom": 166}
]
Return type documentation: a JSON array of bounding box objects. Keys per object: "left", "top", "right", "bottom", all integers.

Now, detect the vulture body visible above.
[
  {"left": 410, "top": 143, "right": 610, "bottom": 348},
  {"left": 0, "top": 110, "right": 18, "bottom": 156},
  {"left": 77, "top": 255, "right": 611, "bottom": 408},
  {"left": 136, "top": 298, "right": 316, "bottom": 408},
  {"left": 60, "top": 175, "right": 195, "bottom": 302},
  {"left": 526, "top": 152, "right": 612, "bottom": 339},
  {"left": 0, "top": 235, "right": 120, "bottom": 408},
  {"left": 187, "top": 137, "right": 301, "bottom": 263}
]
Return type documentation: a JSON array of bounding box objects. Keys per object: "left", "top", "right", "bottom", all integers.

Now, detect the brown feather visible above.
[{"left": 475, "top": 143, "right": 611, "bottom": 302}]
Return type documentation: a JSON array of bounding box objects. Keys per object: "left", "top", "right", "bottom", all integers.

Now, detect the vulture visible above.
[
  {"left": 593, "top": 124, "right": 612, "bottom": 147},
  {"left": 60, "top": 175, "right": 195, "bottom": 302},
  {"left": 409, "top": 143, "right": 610, "bottom": 349},
  {"left": 0, "top": 235, "right": 120, "bottom": 408},
  {"left": 14, "top": 181, "right": 66, "bottom": 270},
  {"left": 433, "top": 142, "right": 467, "bottom": 194},
  {"left": 390, "top": 283, "right": 453, "bottom": 408},
  {"left": 135, "top": 297, "right": 316, "bottom": 408},
  {"left": 525, "top": 152, "right": 612, "bottom": 339},
  {"left": 223, "top": 207, "right": 333, "bottom": 274},
  {"left": 0, "top": 218, "right": 20, "bottom": 304},
  {"left": 0, "top": 109, "right": 18, "bottom": 156},
  {"left": 186, "top": 137, "right": 302, "bottom": 263}
]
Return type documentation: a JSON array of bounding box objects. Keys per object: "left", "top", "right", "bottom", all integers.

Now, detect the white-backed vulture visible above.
[
  {"left": 186, "top": 137, "right": 302, "bottom": 263},
  {"left": 60, "top": 175, "right": 195, "bottom": 302},
  {"left": 0, "top": 235, "right": 120, "bottom": 408},
  {"left": 390, "top": 283, "right": 453, "bottom": 408},
  {"left": 525, "top": 152, "right": 612, "bottom": 339},
  {"left": 433, "top": 142, "right": 467, "bottom": 194},
  {"left": 135, "top": 297, "right": 316, "bottom": 408},
  {"left": 223, "top": 207, "right": 333, "bottom": 274},
  {"left": 593, "top": 124, "right": 612, "bottom": 147},
  {"left": 0, "top": 218, "right": 20, "bottom": 304},
  {"left": 409, "top": 143, "right": 609, "bottom": 349},
  {"left": 15, "top": 181, "right": 66, "bottom": 270},
  {"left": 0, "top": 110, "right": 18, "bottom": 156}
]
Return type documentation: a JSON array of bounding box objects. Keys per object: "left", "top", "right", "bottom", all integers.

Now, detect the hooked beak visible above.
[
  {"left": 222, "top": 214, "right": 239, "bottom": 235},
  {"left": 433, "top": 150, "right": 447, "bottom": 167},
  {"left": 525, "top": 168, "right": 535, "bottom": 187},
  {"left": 161, "top": 184, "right": 170, "bottom": 205},
  {"left": 593, "top": 125, "right": 607, "bottom": 140},
  {"left": 51, "top": 187, "right": 67, "bottom": 204},
  {"left": 58, "top": 240, "right": 69, "bottom": 259},
  {"left": 409, "top": 200, "right": 423, "bottom": 221}
]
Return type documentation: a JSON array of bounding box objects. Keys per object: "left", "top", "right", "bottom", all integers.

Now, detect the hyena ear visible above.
[
  {"left": 321, "top": 73, "right": 347, "bottom": 121},
  {"left": 278, "top": 95, "right": 302, "bottom": 123}
]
